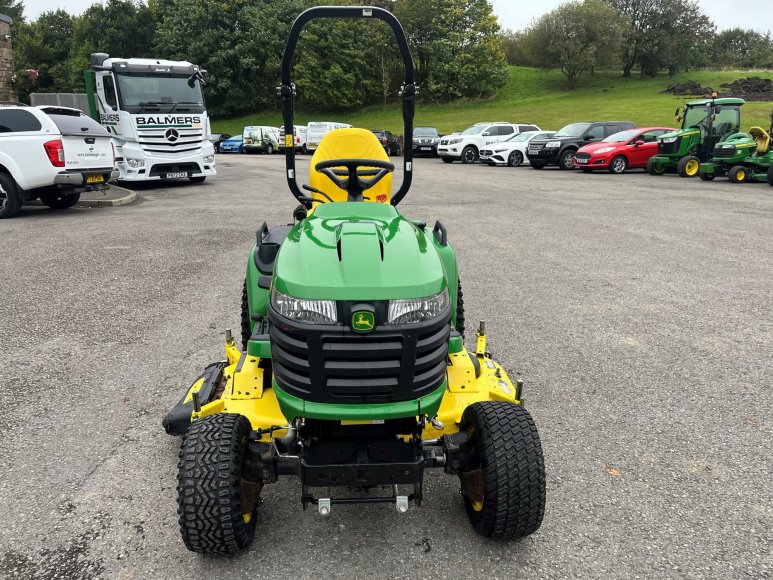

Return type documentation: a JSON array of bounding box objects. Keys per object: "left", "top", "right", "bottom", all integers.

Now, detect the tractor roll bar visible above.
[{"left": 279, "top": 6, "right": 415, "bottom": 207}]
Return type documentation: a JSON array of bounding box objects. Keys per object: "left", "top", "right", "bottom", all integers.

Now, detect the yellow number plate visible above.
[{"left": 86, "top": 175, "right": 105, "bottom": 184}]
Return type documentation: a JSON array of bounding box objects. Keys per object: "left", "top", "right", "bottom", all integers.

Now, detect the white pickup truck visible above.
[{"left": 0, "top": 105, "right": 117, "bottom": 219}]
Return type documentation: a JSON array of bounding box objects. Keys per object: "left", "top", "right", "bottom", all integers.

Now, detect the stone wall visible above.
[{"left": 0, "top": 15, "right": 16, "bottom": 102}]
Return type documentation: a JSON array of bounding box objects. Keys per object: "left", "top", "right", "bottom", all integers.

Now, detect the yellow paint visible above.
[
  {"left": 183, "top": 377, "right": 206, "bottom": 403},
  {"left": 285, "top": 134, "right": 294, "bottom": 148},
  {"left": 685, "top": 159, "right": 699, "bottom": 175}
]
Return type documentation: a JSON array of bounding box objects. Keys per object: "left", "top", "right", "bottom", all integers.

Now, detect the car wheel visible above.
[
  {"left": 559, "top": 149, "right": 576, "bottom": 170},
  {"left": 508, "top": 151, "right": 524, "bottom": 167},
  {"left": 0, "top": 172, "right": 22, "bottom": 219},
  {"left": 442, "top": 157, "right": 454, "bottom": 164},
  {"left": 677, "top": 155, "right": 700, "bottom": 178},
  {"left": 39, "top": 191, "right": 80, "bottom": 210},
  {"left": 609, "top": 155, "right": 628, "bottom": 174},
  {"left": 301, "top": 144, "right": 307, "bottom": 155},
  {"left": 461, "top": 146, "right": 478, "bottom": 164},
  {"left": 265, "top": 144, "right": 273, "bottom": 155}
]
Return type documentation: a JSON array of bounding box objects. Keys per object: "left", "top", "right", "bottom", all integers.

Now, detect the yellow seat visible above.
[
  {"left": 749, "top": 126, "right": 770, "bottom": 155},
  {"left": 309, "top": 128, "right": 392, "bottom": 204}
]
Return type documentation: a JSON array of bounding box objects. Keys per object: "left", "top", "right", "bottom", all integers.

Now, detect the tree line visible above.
[
  {"left": 2, "top": 0, "right": 508, "bottom": 117},
  {"left": 503, "top": 0, "right": 773, "bottom": 90}
]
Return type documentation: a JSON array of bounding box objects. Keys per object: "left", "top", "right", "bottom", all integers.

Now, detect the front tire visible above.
[
  {"left": 39, "top": 191, "right": 80, "bottom": 209},
  {"left": 609, "top": 155, "right": 628, "bottom": 174},
  {"left": 647, "top": 157, "right": 666, "bottom": 175},
  {"left": 265, "top": 144, "right": 273, "bottom": 155},
  {"left": 728, "top": 165, "right": 748, "bottom": 184},
  {"left": 177, "top": 413, "right": 258, "bottom": 555},
  {"left": 508, "top": 151, "right": 524, "bottom": 167},
  {"left": 461, "top": 146, "right": 478, "bottom": 164},
  {"left": 677, "top": 155, "right": 700, "bottom": 178},
  {"left": 460, "top": 401, "right": 545, "bottom": 539},
  {"left": 559, "top": 149, "right": 576, "bottom": 170},
  {"left": 0, "top": 172, "right": 21, "bottom": 219}
]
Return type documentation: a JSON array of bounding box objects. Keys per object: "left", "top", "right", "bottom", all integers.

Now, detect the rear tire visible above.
[
  {"left": 0, "top": 172, "right": 21, "bottom": 219},
  {"left": 460, "top": 401, "right": 545, "bottom": 539},
  {"left": 727, "top": 165, "right": 748, "bottom": 184},
  {"left": 609, "top": 155, "right": 627, "bottom": 174},
  {"left": 241, "top": 279, "right": 251, "bottom": 350},
  {"left": 508, "top": 151, "right": 524, "bottom": 167},
  {"left": 265, "top": 144, "right": 273, "bottom": 155},
  {"left": 461, "top": 146, "right": 478, "bottom": 164},
  {"left": 189, "top": 176, "right": 206, "bottom": 183},
  {"left": 442, "top": 157, "right": 454, "bottom": 164},
  {"left": 39, "top": 191, "right": 80, "bottom": 209},
  {"left": 677, "top": 155, "right": 700, "bottom": 178},
  {"left": 177, "top": 413, "right": 258, "bottom": 555},
  {"left": 647, "top": 157, "right": 666, "bottom": 175},
  {"left": 559, "top": 149, "right": 576, "bottom": 170}
]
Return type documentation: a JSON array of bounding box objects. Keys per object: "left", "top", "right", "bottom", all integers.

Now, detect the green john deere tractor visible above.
[
  {"left": 163, "top": 6, "right": 546, "bottom": 556},
  {"left": 647, "top": 96, "right": 746, "bottom": 178},
  {"left": 722, "top": 110, "right": 773, "bottom": 185}
]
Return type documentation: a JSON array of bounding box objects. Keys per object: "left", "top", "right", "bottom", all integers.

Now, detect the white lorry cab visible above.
[
  {"left": 86, "top": 52, "right": 216, "bottom": 183},
  {"left": 306, "top": 121, "right": 352, "bottom": 152}
]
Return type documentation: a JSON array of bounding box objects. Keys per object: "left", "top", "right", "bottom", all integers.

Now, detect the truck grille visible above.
[
  {"left": 136, "top": 126, "right": 205, "bottom": 154},
  {"left": 658, "top": 138, "right": 680, "bottom": 155},
  {"left": 270, "top": 307, "right": 450, "bottom": 405}
]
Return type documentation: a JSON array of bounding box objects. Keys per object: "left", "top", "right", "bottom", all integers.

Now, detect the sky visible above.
[{"left": 19, "top": 0, "right": 773, "bottom": 33}]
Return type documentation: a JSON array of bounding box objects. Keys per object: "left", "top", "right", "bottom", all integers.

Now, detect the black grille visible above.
[
  {"left": 658, "top": 138, "right": 680, "bottom": 155},
  {"left": 270, "top": 305, "right": 450, "bottom": 405},
  {"left": 711, "top": 145, "right": 736, "bottom": 158},
  {"left": 574, "top": 152, "right": 591, "bottom": 161},
  {"left": 149, "top": 162, "right": 201, "bottom": 177}
]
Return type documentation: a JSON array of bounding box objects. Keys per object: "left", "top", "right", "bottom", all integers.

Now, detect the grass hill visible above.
[{"left": 211, "top": 67, "right": 773, "bottom": 136}]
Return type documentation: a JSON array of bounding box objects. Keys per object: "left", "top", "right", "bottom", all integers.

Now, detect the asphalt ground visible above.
[{"left": 1, "top": 154, "right": 771, "bottom": 579}]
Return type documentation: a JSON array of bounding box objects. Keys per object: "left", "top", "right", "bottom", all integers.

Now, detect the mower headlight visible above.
[
  {"left": 660, "top": 136, "right": 678, "bottom": 144},
  {"left": 595, "top": 147, "right": 615, "bottom": 154},
  {"left": 387, "top": 289, "right": 449, "bottom": 325},
  {"left": 271, "top": 289, "right": 337, "bottom": 324},
  {"left": 449, "top": 138, "right": 462, "bottom": 145},
  {"left": 545, "top": 141, "right": 561, "bottom": 148}
]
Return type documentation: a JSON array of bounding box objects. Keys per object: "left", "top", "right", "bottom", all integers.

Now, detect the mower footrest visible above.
[{"left": 301, "top": 458, "right": 423, "bottom": 487}]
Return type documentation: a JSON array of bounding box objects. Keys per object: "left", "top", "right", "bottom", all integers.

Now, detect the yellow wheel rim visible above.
[
  {"left": 686, "top": 160, "right": 699, "bottom": 175},
  {"left": 470, "top": 498, "right": 484, "bottom": 512},
  {"left": 243, "top": 512, "right": 252, "bottom": 524},
  {"left": 737, "top": 170, "right": 746, "bottom": 181}
]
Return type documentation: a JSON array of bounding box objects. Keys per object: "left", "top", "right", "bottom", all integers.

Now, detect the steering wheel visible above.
[{"left": 314, "top": 158, "right": 395, "bottom": 201}]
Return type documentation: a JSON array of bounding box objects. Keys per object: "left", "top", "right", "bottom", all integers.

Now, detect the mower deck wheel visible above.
[
  {"left": 177, "top": 413, "right": 258, "bottom": 555},
  {"left": 459, "top": 401, "right": 545, "bottom": 539}
]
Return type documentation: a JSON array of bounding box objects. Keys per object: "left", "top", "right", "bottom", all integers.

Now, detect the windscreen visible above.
[
  {"left": 461, "top": 125, "right": 486, "bottom": 135},
  {"left": 603, "top": 129, "right": 640, "bottom": 143},
  {"left": 505, "top": 132, "right": 535, "bottom": 142},
  {"left": 415, "top": 127, "right": 438, "bottom": 137},
  {"left": 684, "top": 105, "right": 739, "bottom": 137},
  {"left": 554, "top": 123, "right": 591, "bottom": 138},
  {"left": 115, "top": 74, "right": 205, "bottom": 114}
]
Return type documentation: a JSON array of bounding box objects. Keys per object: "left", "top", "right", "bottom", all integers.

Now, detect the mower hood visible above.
[{"left": 272, "top": 202, "right": 447, "bottom": 301}]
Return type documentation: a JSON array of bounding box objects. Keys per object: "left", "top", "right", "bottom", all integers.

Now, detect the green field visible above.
[{"left": 212, "top": 66, "right": 773, "bottom": 135}]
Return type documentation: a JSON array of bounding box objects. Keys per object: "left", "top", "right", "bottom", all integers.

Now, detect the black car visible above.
[
  {"left": 371, "top": 130, "right": 401, "bottom": 156},
  {"left": 412, "top": 126, "right": 440, "bottom": 156},
  {"left": 527, "top": 121, "right": 635, "bottom": 169},
  {"left": 208, "top": 133, "right": 232, "bottom": 153}
]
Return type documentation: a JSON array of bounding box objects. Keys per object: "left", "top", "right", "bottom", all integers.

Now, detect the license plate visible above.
[
  {"left": 479, "top": 155, "right": 489, "bottom": 160},
  {"left": 576, "top": 158, "right": 588, "bottom": 164},
  {"left": 421, "top": 147, "right": 431, "bottom": 151},
  {"left": 86, "top": 174, "right": 104, "bottom": 184},
  {"left": 165, "top": 172, "right": 189, "bottom": 179},
  {"left": 528, "top": 149, "right": 540, "bottom": 155}
]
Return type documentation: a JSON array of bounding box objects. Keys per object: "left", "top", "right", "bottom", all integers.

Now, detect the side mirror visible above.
[
  {"left": 635, "top": 140, "right": 645, "bottom": 147},
  {"left": 585, "top": 135, "right": 597, "bottom": 141},
  {"left": 675, "top": 107, "right": 680, "bottom": 116},
  {"left": 482, "top": 131, "right": 491, "bottom": 137}
]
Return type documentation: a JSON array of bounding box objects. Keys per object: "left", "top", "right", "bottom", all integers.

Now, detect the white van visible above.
[
  {"left": 243, "top": 125, "right": 280, "bottom": 154},
  {"left": 306, "top": 121, "right": 352, "bottom": 152},
  {"left": 279, "top": 125, "right": 309, "bottom": 154}
]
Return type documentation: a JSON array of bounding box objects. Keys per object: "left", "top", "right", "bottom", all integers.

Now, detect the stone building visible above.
[{"left": 0, "top": 14, "right": 16, "bottom": 102}]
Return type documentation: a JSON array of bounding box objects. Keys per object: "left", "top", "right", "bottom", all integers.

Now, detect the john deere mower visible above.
[
  {"left": 163, "top": 6, "right": 545, "bottom": 556},
  {"left": 647, "top": 95, "right": 746, "bottom": 178},
  {"left": 723, "top": 109, "right": 773, "bottom": 185}
]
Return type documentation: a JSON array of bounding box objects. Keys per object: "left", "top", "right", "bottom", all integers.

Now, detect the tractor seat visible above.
[
  {"left": 749, "top": 127, "right": 770, "bottom": 154},
  {"left": 309, "top": 128, "right": 392, "bottom": 204}
]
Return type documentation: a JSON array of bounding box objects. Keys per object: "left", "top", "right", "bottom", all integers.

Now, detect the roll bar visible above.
[{"left": 279, "top": 6, "right": 415, "bottom": 207}]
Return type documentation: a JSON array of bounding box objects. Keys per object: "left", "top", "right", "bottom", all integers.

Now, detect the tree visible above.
[
  {"left": 603, "top": 0, "right": 657, "bottom": 76},
  {"left": 0, "top": 0, "right": 24, "bottom": 22},
  {"left": 523, "top": 0, "right": 625, "bottom": 89},
  {"left": 711, "top": 28, "right": 773, "bottom": 69}
]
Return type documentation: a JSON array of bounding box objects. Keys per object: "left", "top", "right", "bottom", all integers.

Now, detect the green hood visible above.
[{"left": 273, "top": 202, "right": 447, "bottom": 301}]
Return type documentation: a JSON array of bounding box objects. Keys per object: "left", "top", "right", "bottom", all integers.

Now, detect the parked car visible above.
[
  {"left": 480, "top": 130, "right": 555, "bottom": 167},
  {"left": 527, "top": 121, "right": 636, "bottom": 170},
  {"left": 278, "top": 125, "right": 308, "bottom": 154},
  {"left": 307, "top": 121, "right": 352, "bottom": 153},
  {"left": 208, "top": 133, "right": 231, "bottom": 153},
  {"left": 412, "top": 126, "right": 441, "bottom": 156},
  {"left": 437, "top": 122, "right": 541, "bottom": 164},
  {"left": 243, "top": 126, "right": 280, "bottom": 154},
  {"left": 371, "top": 130, "right": 401, "bottom": 156},
  {"left": 574, "top": 127, "right": 677, "bottom": 173},
  {"left": 0, "top": 105, "right": 117, "bottom": 219},
  {"left": 218, "top": 135, "right": 244, "bottom": 154}
]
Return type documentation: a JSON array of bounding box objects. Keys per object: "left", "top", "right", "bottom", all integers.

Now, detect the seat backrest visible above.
[
  {"left": 309, "top": 128, "right": 392, "bottom": 204},
  {"left": 749, "top": 126, "right": 770, "bottom": 154}
]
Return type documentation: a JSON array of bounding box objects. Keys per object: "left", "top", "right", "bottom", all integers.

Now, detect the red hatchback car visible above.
[{"left": 574, "top": 127, "right": 676, "bottom": 173}]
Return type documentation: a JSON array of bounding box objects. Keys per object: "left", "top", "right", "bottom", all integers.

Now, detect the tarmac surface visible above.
[{"left": 1, "top": 154, "right": 771, "bottom": 579}]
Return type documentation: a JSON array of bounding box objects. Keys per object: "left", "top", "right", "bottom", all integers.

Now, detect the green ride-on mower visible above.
[
  {"left": 723, "top": 110, "right": 773, "bottom": 185},
  {"left": 647, "top": 95, "right": 746, "bottom": 179},
  {"left": 163, "top": 6, "right": 546, "bottom": 556}
]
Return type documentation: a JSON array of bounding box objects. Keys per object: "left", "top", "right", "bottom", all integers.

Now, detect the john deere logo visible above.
[{"left": 352, "top": 311, "right": 375, "bottom": 332}]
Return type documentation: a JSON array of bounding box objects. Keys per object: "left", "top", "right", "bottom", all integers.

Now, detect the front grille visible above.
[
  {"left": 658, "top": 138, "right": 680, "bottom": 155},
  {"left": 480, "top": 149, "right": 492, "bottom": 155},
  {"left": 137, "top": 126, "right": 205, "bottom": 154},
  {"left": 148, "top": 162, "right": 202, "bottom": 177},
  {"left": 440, "top": 139, "right": 449, "bottom": 145},
  {"left": 574, "top": 152, "right": 591, "bottom": 161},
  {"left": 270, "top": 306, "right": 450, "bottom": 405},
  {"left": 711, "top": 145, "right": 736, "bottom": 158}
]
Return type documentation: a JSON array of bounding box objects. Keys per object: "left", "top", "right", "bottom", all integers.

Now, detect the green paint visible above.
[
  {"left": 247, "top": 339, "right": 271, "bottom": 358},
  {"left": 84, "top": 70, "right": 99, "bottom": 121}
]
